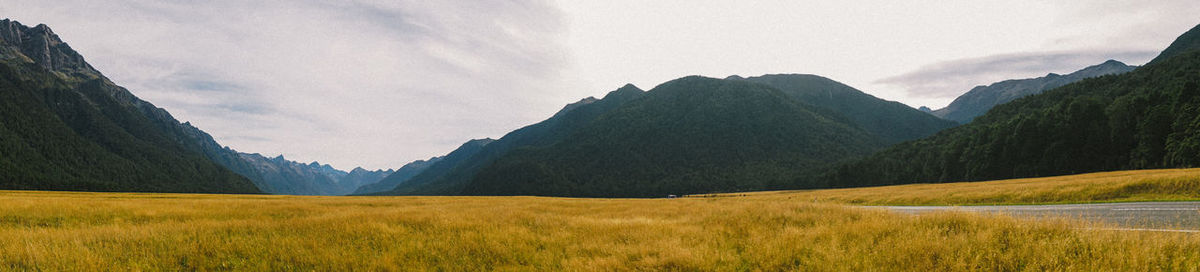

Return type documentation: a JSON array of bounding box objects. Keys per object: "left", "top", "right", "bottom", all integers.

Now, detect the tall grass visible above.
[
  {"left": 728, "top": 168, "right": 1200, "bottom": 205},
  {"left": 1, "top": 189, "right": 1198, "bottom": 271}
]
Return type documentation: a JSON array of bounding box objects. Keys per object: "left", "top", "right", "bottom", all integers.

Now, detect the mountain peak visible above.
[
  {"left": 1070, "top": 59, "right": 1135, "bottom": 78},
  {"left": 606, "top": 83, "right": 644, "bottom": 99},
  {"left": 0, "top": 19, "right": 100, "bottom": 78},
  {"left": 466, "top": 138, "right": 495, "bottom": 147}
]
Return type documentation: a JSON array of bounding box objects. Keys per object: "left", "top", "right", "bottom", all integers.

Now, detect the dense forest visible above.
[
  {"left": 0, "top": 60, "right": 261, "bottom": 193},
  {"left": 462, "top": 77, "right": 885, "bottom": 197},
  {"left": 737, "top": 74, "right": 958, "bottom": 143},
  {"left": 375, "top": 84, "right": 647, "bottom": 196}
]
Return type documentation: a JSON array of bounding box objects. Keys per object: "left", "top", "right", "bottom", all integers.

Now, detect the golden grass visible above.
[
  {"left": 1, "top": 189, "right": 1198, "bottom": 271},
  {"left": 718, "top": 168, "right": 1200, "bottom": 205}
]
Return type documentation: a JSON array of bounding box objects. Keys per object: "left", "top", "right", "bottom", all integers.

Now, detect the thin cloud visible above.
[{"left": 877, "top": 50, "right": 1158, "bottom": 99}]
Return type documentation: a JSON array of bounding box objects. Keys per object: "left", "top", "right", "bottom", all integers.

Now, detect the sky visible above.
[{"left": 1, "top": 0, "right": 1197, "bottom": 170}]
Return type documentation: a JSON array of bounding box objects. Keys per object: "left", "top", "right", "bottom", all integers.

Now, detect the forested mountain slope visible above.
[
  {"left": 0, "top": 19, "right": 260, "bottom": 193},
  {"left": 463, "top": 76, "right": 884, "bottom": 197}
]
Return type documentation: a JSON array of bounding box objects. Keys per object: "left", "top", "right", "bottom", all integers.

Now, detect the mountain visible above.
[
  {"left": 367, "top": 138, "right": 495, "bottom": 195},
  {"left": 233, "top": 154, "right": 343, "bottom": 195},
  {"left": 462, "top": 76, "right": 886, "bottom": 197},
  {"left": 931, "top": 60, "right": 1136, "bottom": 124},
  {"left": 1149, "top": 23, "right": 1200, "bottom": 64},
  {"left": 825, "top": 23, "right": 1200, "bottom": 188},
  {"left": 340, "top": 166, "right": 399, "bottom": 194},
  {"left": 374, "top": 84, "right": 647, "bottom": 195},
  {"left": 352, "top": 157, "right": 440, "bottom": 195},
  {"left": 0, "top": 19, "right": 260, "bottom": 193},
  {"left": 228, "top": 152, "right": 400, "bottom": 195},
  {"left": 736, "top": 74, "right": 958, "bottom": 143}
]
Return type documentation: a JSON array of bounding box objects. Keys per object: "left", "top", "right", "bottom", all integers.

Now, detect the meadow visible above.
[
  {"left": 2, "top": 169, "right": 1200, "bottom": 270},
  {"left": 723, "top": 168, "right": 1200, "bottom": 205}
]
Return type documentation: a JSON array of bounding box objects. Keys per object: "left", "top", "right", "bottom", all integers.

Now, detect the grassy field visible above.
[
  {"left": 711, "top": 168, "right": 1200, "bottom": 205},
  {"left": 2, "top": 183, "right": 1200, "bottom": 270}
]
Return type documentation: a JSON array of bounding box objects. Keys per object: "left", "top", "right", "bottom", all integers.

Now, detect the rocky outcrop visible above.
[{"left": 0, "top": 19, "right": 98, "bottom": 79}]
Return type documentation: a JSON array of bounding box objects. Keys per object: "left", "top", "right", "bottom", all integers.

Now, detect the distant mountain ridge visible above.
[
  {"left": 931, "top": 60, "right": 1136, "bottom": 124},
  {"left": 233, "top": 153, "right": 394, "bottom": 195},
  {"left": 367, "top": 138, "right": 496, "bottom": 195},
  {"left": 352, "top": 156, "right": 441, "bottom": 195}
]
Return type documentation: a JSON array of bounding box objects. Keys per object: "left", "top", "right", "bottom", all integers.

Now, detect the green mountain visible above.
[
  {"left": 352, "top": 157, "right": 440, "bottom": 195},
  {"left": 375, "top": 84, "right": 646, "bottom": 195},
  {"left": 379, "top": 74, "right": 952, "bottom": 197},
  {"left": 825, "top": 23, "right": 1200, "bottom": 187},
  {"left": 366, "top": 138, "right": 494, "bottom": 195},
  {"left": 462, "top": 76, "right": 885, "bottom": 197},
  {"left": 0, "top": 19, "right": 260, "bottom": 193},
  {"left": 931, "top": 60, "right": 1136, "bottom": 124},
  {"left": 735, "top": 74, "right": 958, "bottom": 143},
  {"left": 1149, "top": 23, "right": 1200, "bottom": 64}
]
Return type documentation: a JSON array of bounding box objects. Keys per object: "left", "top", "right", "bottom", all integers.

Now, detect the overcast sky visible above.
[{"left": 2, "top": 1, "right": 1197, "bottom": 170}]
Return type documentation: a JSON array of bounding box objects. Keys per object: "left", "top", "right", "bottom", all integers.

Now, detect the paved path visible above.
[{"left": 879, "top": 202, "right": 1200, "bottom": 231}]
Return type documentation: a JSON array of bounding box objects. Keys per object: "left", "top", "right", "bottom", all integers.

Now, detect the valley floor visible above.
[
  {"left": 882, "top": 201, "right": 1200, "bottom": 231},
  {"left": 710, "top": 168, "right": 1200, "bottom": 205},
  {"left": 3, "top": 170, "right": 1200, "bottom": 271}
]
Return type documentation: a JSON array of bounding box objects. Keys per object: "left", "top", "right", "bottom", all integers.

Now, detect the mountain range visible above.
[
  {"left": 372, "top": 73, "right": 954, "bottom": 197},
  {"left": 4, "top": 17, "right": 1198, "bottom": 198}
]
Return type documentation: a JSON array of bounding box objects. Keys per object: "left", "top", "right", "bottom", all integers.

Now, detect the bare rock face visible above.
[{"left": 0, "top": 19, "right": 99, "bottom": 78}]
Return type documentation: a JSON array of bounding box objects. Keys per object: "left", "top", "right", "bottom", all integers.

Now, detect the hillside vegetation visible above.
[
  {"left": 465, "top": 77, "right": 884, "bottom": 197},
  {"left": 1, "top": 190, "right": 1198, "bottom": 271},
  {"left": 0, "top": 19, "right": 259, "bottom": 193},
  {"left": 378, "top": 85, "right": 645, "bottom": 196},
  {"left": 739, "top": 74, "right": 958, "bottom": 143},
  {"left": 722, "top": 168, "right": 1200, "bottom": 206}
]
